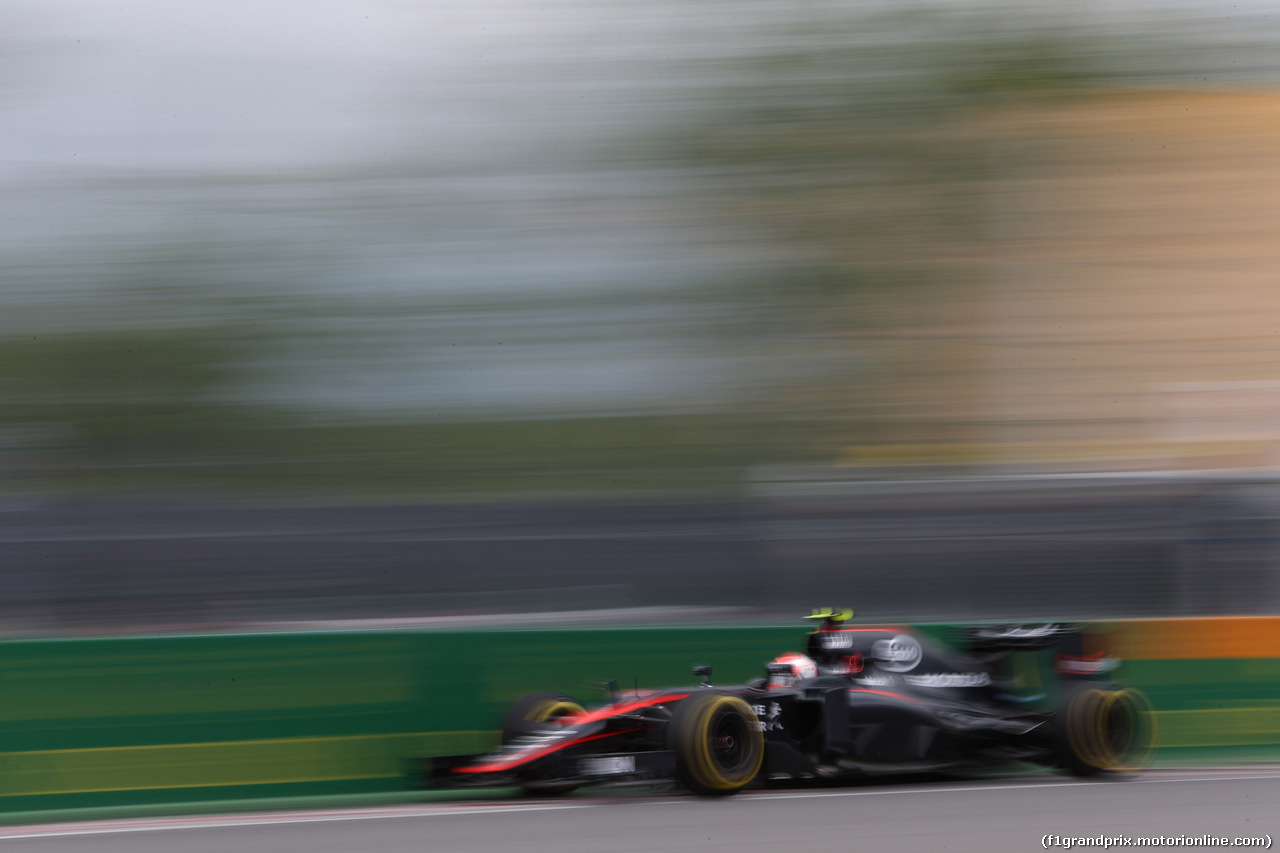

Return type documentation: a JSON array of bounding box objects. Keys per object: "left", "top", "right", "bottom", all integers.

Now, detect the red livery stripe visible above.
[
  {"left": 455, "top": 726, "right": 652, "bottom": 775},
  {"left": 561, "top": 693, "right": 690, "bottom": 725}
]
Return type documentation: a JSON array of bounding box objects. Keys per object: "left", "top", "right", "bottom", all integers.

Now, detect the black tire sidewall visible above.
[{"left": 669, "top": 692, "right": 764, "bottom": 796}]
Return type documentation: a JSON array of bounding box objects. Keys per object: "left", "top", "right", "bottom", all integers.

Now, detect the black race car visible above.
[{"left": 430, "top": 611, "right": 1155, "bottom": 796}]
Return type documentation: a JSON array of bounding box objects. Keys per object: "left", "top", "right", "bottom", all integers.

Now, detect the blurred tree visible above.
[
  {"left": 0, "top": 328, "right": 244, "bottom": 459},
  {"left": 655, "top": 4, "right": 1128, "bottom": 456}
]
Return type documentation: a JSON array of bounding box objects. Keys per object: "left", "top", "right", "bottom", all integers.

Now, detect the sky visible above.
[
  {"left": 4, "top": 0, "right": 1280, "bottom": 416},
  {"left": 7, "top": 0, "right": 1280, "bottom": 175},
  {"left": 3, "top": 0, "right": 723, "bottom": 174}
]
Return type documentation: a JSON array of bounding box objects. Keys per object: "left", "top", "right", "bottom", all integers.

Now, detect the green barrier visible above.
[
  {"left": 0, "top": 627, "right": 802, "bottom": 813},
  {"left": 0, "top": 621, "right": 1277, "bottom": 815},
  {"left": 1122, "top": 658, "right": 1280, "bottom": 753}
]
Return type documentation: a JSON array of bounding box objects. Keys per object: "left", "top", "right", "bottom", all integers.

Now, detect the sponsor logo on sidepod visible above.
[
  {"left": 872, "top": 634, "right": 923, "bottom": 673},
  {"left": 903, "top": 672, "right": 992, "bottom": 688}
]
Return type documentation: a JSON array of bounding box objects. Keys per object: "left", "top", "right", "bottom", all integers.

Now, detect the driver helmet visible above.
[{"left": 766, "top": 652, "right": 818, "bottom": 688}]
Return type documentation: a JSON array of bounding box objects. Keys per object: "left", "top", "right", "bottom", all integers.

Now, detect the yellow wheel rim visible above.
[
  {"left": 685, "top": 696, "right": 763, "bottom": 791},
  {"left": 529, "top": 699, "right": 585, "bottom": 723}
]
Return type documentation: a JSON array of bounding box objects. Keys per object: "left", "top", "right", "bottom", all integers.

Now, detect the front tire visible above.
[
  {"left": 502, "top": 692, "right": 586, "bottom": 744},
  {"left": 669, "top": 693, "right": 764, "bottom": 796},
  {"left": 502, "top": 692, "right": 586, "bottom": 795}
]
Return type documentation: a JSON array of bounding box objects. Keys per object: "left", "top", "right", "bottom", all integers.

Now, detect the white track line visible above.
[
  {"left": 739, "top": 773, "right": 1280, "bottom": 803},
  {"left": 3, "top": 771, "right": 1278, "bottom": 840},
  {"left": 0, "top": 803, "right": 599, "bottom": 840}
]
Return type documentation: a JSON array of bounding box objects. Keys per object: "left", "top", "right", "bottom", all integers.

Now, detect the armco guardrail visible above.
[
  {"left": 9, "top": 478, "right": 1280, "bottom": 632},
  {"left": 0, "top": 620, "right": 1277, "bottom": 813}
]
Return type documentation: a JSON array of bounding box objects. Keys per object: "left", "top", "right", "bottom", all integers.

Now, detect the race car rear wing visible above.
[
  {"left": 968, "top": 623, "right": 1122, "bottom": 677},
  {"left": 967, "top": 623, "right": 1082, "bottom": 651}
]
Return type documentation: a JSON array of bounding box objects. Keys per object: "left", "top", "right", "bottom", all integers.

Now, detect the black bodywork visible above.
[{"left": 429, "top": 620, "right": 1153, "bottom": 795}]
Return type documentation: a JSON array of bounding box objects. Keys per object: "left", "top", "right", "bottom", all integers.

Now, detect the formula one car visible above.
[{"left": 429, "top": 610, "right": 1154, "bottom": 796}]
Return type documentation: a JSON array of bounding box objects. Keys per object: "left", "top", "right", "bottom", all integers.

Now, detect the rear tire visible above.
[
  {"left": 1056, "top": 683, "right": 1155, "bottom": 776},
  {"left": 669, "top": 693, "right": 764, "bottom": 796}
]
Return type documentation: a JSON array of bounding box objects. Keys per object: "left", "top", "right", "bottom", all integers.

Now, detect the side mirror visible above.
[
  {"left": 692, "top": 665, "right": 712, "bottom": 687},
  {"left": 766, "top": 661, "right": 796, "bottom": 689}
]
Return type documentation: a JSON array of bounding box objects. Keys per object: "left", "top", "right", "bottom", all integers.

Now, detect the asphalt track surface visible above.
[{"left": 2, "top": 769, "right": 1276, "bottom": 853}]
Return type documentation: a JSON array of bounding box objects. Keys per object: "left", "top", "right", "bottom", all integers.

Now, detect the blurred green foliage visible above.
[
  {"left": 652, "top": 6, "right": 1130, "bottom": 444},
  {"left": 0, "top": 326, "right": 826, "bottom": 495},
  {"left": 0, "top": 329, "right": 245, "bottom": 454}
]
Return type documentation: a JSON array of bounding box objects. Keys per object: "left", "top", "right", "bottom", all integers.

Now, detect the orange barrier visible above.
[{"left": 1109, "top": 617, "right": 1280, "bottom": 661}]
